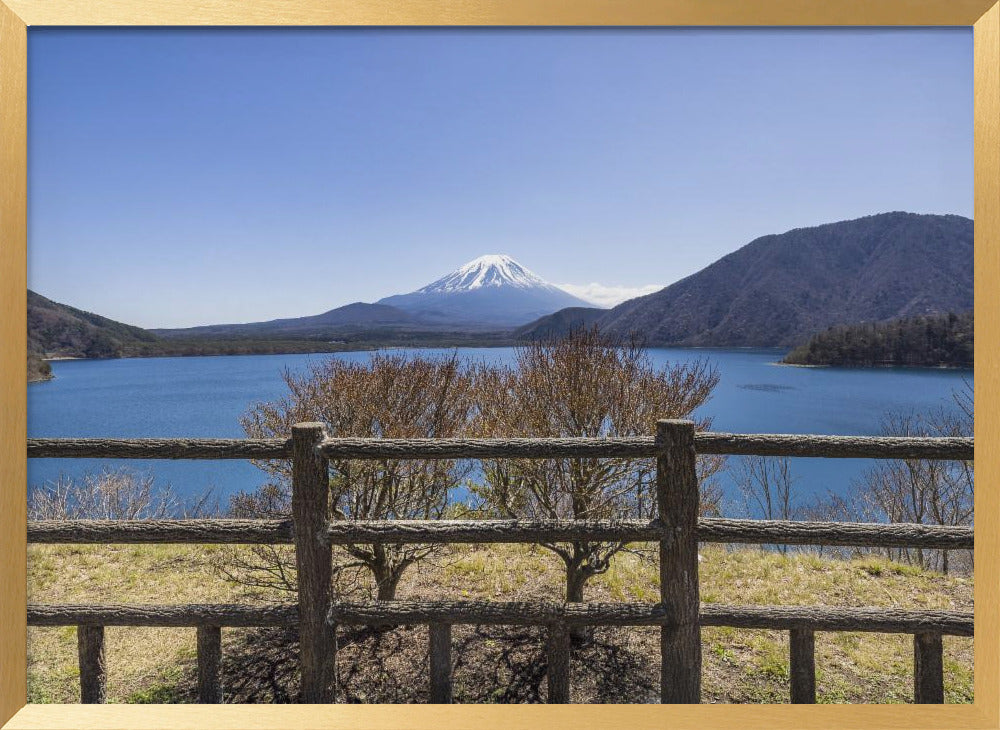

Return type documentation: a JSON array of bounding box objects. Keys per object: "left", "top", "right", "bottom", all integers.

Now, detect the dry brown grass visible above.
[{"left": 27, "top": 542, "right": 973, "bottom": 704}]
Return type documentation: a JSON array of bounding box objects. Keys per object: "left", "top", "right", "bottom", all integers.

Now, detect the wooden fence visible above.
[{"left": 26, "top": 420, "right": 974, "bottom": 705}]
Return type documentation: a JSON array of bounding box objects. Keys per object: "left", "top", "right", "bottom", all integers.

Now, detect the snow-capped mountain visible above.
[
  {"left": 377, "top": 254, "right": 592, "bottom": 327},
  {"left": 416, "top": 254, "right": 557, "bottom": 293}
]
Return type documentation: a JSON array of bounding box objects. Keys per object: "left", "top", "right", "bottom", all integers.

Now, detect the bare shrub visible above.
[
  {"left": 215, "top": 483, "right": 299, "bottom": 595},
  {"left": 736, "top": 456, "right": 798, "bottom": 521},
  {"left": 28, "top": 468, "right": 215, "bottom": 520},
  {"left": 807, "top": 387, "right": 973, "bottom": 573},
  {"left": 850, "top": 411, "right": 972, "bottom": 573},
  {"left": 954, "top": 377, "right": 974, "bottom": 426}
]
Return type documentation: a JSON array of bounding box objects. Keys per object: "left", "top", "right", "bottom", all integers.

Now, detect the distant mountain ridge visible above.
[
  {"left": 154, "top": 254, "right": 592, "bottom": 338},
  {"left": 377, "top": 254, "right": 591, "bottom": 327},
  {"left": 154, "top": 301, "right": 421, "bottom": 339},
  {"left": 519, "top": 212, "right": 973, "bottom": 347},
  {"left": 30, "top": 212, "right": 974, "bottom": 368}
]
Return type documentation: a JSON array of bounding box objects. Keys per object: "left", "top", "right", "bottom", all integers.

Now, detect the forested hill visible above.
[
  {"left": 513, "top": 307, "right": 605, "bottom": 340},
  {"left": 782, "top": 311, "right": 973, "bottom": 368},
  {"left": 28, "top": 290, "right": 162, "bottom": 359}
]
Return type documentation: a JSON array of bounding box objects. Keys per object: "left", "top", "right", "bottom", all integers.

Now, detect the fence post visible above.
[
  {"left": 656, "top": 419, "right": 701, "bottom": 704},
  {"left": 197, "top": 625, "right": 223, "bottom": 703},
  {"left": 77, "top": 625, "right": 106, "bottom": 704},
  {"left": 292, "top": 422, "right": 333, "bottom": 703},
  {"left": 547, "top": 621, "right": 571, "bottom": 703},
  {"left": 914, "top": 632, "right": 945, "bottom": 703},
  {"left": 429, "top": 623, "right": 453, "bottom": 703},
  {"left": 789, "top": 628, "right": 816, "bottom": 703}
]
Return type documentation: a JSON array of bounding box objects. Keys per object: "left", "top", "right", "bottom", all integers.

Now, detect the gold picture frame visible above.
[{"left": 1, "top": 1, "right": 997, "bottom": 727}]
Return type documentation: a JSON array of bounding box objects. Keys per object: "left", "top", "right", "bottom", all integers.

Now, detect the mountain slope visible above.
[
  {"left": 28, "top": 290, "right": 163, "bottom": 358},
  {"left": 514, "top": 307, "right": 607, "bottom": 340},
  {"left": 377, "top": 254, "right": 591, "bottom": 327},
  {"left": 592, "top": 212, "right": 972, "bottom": 347}
]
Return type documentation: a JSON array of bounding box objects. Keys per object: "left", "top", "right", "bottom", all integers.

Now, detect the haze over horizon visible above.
[{"left": 28, "top": 28, "right": 972, "bottom": 328}]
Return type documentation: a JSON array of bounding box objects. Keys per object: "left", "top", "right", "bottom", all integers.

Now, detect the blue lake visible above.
[{"left": 27, "top": 348, "right": 971, "bottom": 513}]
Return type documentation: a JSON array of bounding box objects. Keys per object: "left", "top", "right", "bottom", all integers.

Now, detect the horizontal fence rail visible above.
[
  {"left": 693, "top": 433, "right": 973, "bottom": 460},
  {"left": 321, "top": 437, "right": 658, "bottom": 460},
  {"left": 27, "top": 437, "right": 292, "bottom": 460},
  {"left": 27, "top": 602, "right": 973, "bottom": 635},
  {"left": 28, "top": 603, "right": 298, "bottom": 627},
  {"left": 318, "top": 434, "right": 973, "bottom": 461},
  {"left": 26, "top": 424, "right": 974, "bottom": 705},
  {"left": 28, "top": 517, "right": 974, "bottom": 550},
  {"left": 695, "top": 518, "right": 974, "bottom": 549},
  {"left": 28, "top": 519, "right": 294, "bottom": 544},
  {"left": 27, "top": 432, "right": 973, "bottom": 461}
]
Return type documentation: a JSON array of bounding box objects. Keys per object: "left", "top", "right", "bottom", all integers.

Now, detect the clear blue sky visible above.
[{"left": 28, "top": 28, "right": 972, "bottom": 328}]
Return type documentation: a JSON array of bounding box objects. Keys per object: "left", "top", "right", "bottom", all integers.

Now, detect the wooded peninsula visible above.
[{"left": 782, "top": 311, "right": 973, "bottom": 368}]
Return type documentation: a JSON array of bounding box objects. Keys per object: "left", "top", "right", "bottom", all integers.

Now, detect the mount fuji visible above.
[
  {"left": 153, "top": 254, "right": 593, "bottom": 340},
  {"left": 377, "top": 254, "right": 592, "bottom": 327}
]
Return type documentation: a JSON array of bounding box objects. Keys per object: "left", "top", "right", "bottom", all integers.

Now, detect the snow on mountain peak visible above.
[
  {"left": 376, "top": 254, "right": 593, "bottom": 326},
  {"left": 417, "top": 254, "right": 555, "bottom": 294}
]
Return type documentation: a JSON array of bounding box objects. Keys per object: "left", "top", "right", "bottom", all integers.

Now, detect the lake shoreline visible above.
[
  {"left": 38, "top": 345, "right": 972, "bottom": 373},
  {"left": 773, "top": 360, "right": 973, "bottom": 372}
]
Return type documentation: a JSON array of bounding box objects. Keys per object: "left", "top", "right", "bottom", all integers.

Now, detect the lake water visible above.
[{"left": 27, "top": 348, "right": 971, "bottom": 514}]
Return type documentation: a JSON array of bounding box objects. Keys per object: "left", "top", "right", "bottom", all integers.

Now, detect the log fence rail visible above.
[{"left": 27, "top": 422, "right": 974, "bottom": 705}]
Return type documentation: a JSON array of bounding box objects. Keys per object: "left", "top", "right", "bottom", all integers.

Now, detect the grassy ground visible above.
[{"left": 27, "top": 542, "right": 973, "bottom": 704}]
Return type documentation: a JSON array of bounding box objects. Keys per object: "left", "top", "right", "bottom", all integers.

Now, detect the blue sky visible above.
[{"left": 28, "top": 28, "right": 972, "bottom": 328}]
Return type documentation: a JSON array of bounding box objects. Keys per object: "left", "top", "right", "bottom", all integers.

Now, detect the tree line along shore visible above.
[{"left": 782, "top": 311, "right": 972, "bottom": 369}]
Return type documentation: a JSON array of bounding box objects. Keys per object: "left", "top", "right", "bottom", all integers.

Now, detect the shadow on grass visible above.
[{"left": 165, "top": 624, "right": 657, "bottom": 704}]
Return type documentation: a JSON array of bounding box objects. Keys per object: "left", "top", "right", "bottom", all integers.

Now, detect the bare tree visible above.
[
  {"left": 735, "top": 455, "right": 798, "bottom": 553},
  {"left": 472, "top": 328, "right": 721, "bottom": 605},
  {"left": 234, "top": 352, "right": 475, "bottom": 600}
]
